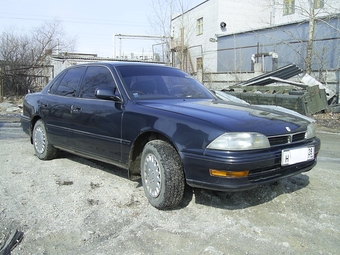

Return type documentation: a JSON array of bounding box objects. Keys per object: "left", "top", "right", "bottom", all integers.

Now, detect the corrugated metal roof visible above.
[
  {"left": 238, "top": 64, "right": 303, "bottom": 86},
  {"left": 241, "top": 76, "right": 307, "bottom": 88}
]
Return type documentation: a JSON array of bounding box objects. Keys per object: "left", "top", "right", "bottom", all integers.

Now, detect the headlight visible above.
[
  {"left": 207, "top": 132, "right": 270, "bottom": 151},
  {"left": 305, "top": 123, "right": 316, "bottom": 139}
]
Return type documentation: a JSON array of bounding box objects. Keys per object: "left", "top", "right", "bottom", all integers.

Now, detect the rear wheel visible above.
[
  {"left": 141, "top": 140, "right": 185, "bottom": 210},
  {"left": 32, "top": 120, "right": 58, "bottom": 160}
]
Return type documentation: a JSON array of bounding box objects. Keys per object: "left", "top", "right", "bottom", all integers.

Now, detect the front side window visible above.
[
  {"left": 283, "top": 0, "right": 295, "bottom": 15},
  {"left": 54, "top": 67, "right": 86, "bottom": 97},
  {"left": 197, "top": 17, "right": 203, "bottom": 35},
  {"left": 79, "top": 66, "right": 116, "bottom": 99}
]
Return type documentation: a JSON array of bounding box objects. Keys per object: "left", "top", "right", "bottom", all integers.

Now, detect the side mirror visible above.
[{"left": 95, "top": 88, "right": 122, "bottom": 102}]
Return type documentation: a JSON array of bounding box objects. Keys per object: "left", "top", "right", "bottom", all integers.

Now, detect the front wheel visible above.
[
  {"left": 141, "top": 140, "right": 185, "bottom": 210},
  {"left": 32, "top": 120, "right": 58, "bottom": 160}
]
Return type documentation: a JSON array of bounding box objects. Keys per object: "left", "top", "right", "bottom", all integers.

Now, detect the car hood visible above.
[{"left": 138, "top": 99, "right": 309, "bottom": 136}]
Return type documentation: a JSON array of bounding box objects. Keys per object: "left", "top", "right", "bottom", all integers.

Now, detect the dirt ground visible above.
[
  {"left": 312, "top": 111, "right": 340, "bottom": 131},
  {"left": 0, "top": 100, "right": 340, "bottom": 254}
]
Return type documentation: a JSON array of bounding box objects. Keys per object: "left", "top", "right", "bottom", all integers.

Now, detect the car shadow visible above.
[
  {"left": 55, "top": 151, "right": 310, "bottom": 211},
  {"left": 57, "top": 151, "right": 129, "bottom": 179},
  {"left": 187, "top": 174, "right": 310, "bottom": 210}
]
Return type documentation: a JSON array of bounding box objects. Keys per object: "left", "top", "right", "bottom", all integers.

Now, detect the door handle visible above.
[
  {"left": 38, "top": 100, "right": 48, "bottom": 108},
  {"left": 70, "top": 105, "right": 82, "bottom": 113}
]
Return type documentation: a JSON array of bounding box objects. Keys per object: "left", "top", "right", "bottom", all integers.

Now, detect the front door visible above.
[{"left": 70, "top": 66, "right": 123, "bottom": 163}]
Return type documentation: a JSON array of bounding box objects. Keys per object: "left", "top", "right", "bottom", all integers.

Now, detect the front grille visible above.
[
  {"left": 268, "top": 136, "right": 288, "bottom": 146},
  {"left": 268, "top": 132, "right": 306, "bottom": 146},
  {"left": 292, "top": 132, "right": 305, "bottom": 141}
]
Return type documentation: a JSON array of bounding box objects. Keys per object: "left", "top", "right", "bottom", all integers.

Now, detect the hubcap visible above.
[
  {"left": 143, "top": 153, "right": 161, "bottom": 198},
  {"left": 34, "top": 126, "right": 46, "bottom": 154}
]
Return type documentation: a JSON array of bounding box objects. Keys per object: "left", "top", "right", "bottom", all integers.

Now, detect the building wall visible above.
[
  {"left": 271, "top": 0, "right": 339, "bottom": 25},
  {"left": 217, "top": 0, "right": 271, "bottom": 34},
  {"left": 171, "top": 0, "right": 218, "bottom": 75},
  {"left": 170, "top": 0, "right": 340, "bottom": 77},
  {"left": 217, "top": 15, "right": 340, "bottom": 73},
  {"left": 171, "top": 0, "right": 274, "bottom": 76}
]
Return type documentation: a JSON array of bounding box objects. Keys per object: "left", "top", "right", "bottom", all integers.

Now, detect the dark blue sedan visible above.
[{"left": 21, "top": 61, "right": 321, "bottom": 209}]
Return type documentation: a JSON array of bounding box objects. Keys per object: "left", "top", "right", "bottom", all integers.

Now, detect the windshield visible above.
[{"left": 116, "top": 65, "right": 215, "bottom": 100}]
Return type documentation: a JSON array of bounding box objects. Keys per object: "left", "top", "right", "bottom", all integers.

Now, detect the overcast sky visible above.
[{"left": 0, "top": 0, "right": 203, "bottom": 57}]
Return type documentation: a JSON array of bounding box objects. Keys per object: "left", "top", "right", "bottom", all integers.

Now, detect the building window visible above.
[
  {"left": 283, "top": 0, "right": 295, "bottom": 15},
  {"left": 314, "top": 0, "right": 324, "bottom": 9},
  {"left": 197, "top": 18, "right": 203, "bottom": 35},
  {"left": 197, "top": 57, "right": 203, "bottom": 70}
]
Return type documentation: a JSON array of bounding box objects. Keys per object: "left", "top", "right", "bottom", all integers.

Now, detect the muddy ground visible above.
[{"left": 0, "top": 100, "right": 340, "bottom": 254}]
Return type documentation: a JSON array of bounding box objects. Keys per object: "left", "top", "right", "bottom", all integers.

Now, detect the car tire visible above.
[
  {"left": 32, "top": 119, "right": 58, "bottom": 160},
  {"left": 141, "top": 140, "right": 185, "bottom": 210}
]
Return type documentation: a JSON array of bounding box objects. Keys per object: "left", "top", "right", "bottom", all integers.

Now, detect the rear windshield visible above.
[{"left": 115, "top": 65, "right": 214, "bottom": 100}]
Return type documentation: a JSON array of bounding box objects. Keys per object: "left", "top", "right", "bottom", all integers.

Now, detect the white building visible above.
[
  {"left": 171, "top": 0, "right": 340, "bottom": 82},
  {"left": 272, "top": 0, "right": 338, "bottom": 25}
]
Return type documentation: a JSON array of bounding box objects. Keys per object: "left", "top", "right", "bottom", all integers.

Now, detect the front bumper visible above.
[{"left": 183, "top": 137, "right": 321, "bottom": 192}]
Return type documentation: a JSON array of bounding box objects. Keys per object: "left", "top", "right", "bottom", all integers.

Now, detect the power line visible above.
[{"left": 0, "top": 12, "right": 149, "bottom": 27}]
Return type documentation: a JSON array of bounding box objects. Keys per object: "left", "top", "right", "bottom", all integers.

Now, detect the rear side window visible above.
[
  {"left": 79, "top": 66, "right": 116, "bottom": 99},
  {"left": 48, "top": 72, "right": 66, "bottom": 94},
  {"left": 54, "top": 67, "right": 86, "bottom": 97}
]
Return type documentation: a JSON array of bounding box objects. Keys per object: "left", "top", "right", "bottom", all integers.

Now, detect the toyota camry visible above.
[{"left": 21, "top": 62, "right": 321, "bottom": 209}]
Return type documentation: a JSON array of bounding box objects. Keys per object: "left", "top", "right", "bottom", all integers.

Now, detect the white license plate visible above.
[{"left": 281, "top": 146, "right": 315, "bottom": 166}]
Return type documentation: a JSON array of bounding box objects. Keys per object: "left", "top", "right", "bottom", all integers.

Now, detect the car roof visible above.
[{"left": 73, "top": 61, "right": 167, "bottom": 68}]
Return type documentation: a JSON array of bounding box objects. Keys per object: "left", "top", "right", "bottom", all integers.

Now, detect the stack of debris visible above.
[{"left": 223, "top": 64, "right": 338, "bottom": 116}]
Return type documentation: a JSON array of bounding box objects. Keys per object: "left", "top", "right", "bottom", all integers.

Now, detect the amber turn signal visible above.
[{"left": 209, "top": 169, "right": 249, "bottom": 178}]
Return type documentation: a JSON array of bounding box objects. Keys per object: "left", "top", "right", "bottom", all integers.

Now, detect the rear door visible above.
[
  {"left": 70, "top": 66, "right": 123, "bottom": 163},
  {"left": 40, "top": 66, "right": 86, "bottom": 149}
]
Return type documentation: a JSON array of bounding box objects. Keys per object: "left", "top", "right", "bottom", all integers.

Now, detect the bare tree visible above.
[
  {"left": 148, "top": 0, "right": 196, "bottom": 65},
  {"left": 305, "top": 0, "right": 316, "bottom": 74},
  {"left": 31, "top": 20, "right": 75, "bottom": 66},
  {"left": 0, "top": 31, "right": 31, "bottom": 95},
  {"left": 0, "top": 19, "right": 76, "bottom": 96},
  {"left": 149, "top": 0, "right": 174, "bottom": 64}
]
